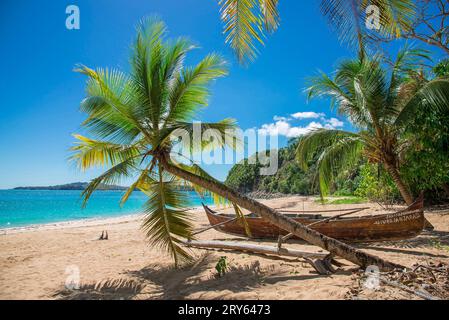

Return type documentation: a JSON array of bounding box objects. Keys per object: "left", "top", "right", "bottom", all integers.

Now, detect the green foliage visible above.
[
  {"left": 429, "top": 240, "right": 449, "bottom": 252},
  {"left": 354, "top": 164, "right": 400, "bottom": 202},
  {"left": 315, "top": 196, "right": 367, "bottom": 205},
  {"left": 225, "top": 140, "right": 317, "bottom": 195},
  {"left": 401, "top": 97, "right": 449, "bottom": 195},
  {"left": 215, "top": 256, "right": 228, "bottom": 277},
  {"left": 333, "top": 167, "right": 362, "bottom": 196},
  {"left": 433, "top": 59, "right": 449, "bottom": 78},
  {"left": 225, "top": 155, "right": 262, "bottom": 193}
]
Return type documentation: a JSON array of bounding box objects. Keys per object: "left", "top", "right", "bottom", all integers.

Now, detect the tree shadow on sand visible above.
[
  {"left": 53, "top": 251, "right": 328, "bottom": 300},
  {"left": 126, "top": 255, "right": 274, "bottom": 299},
  {"left": 356, "top": 230, "right": 449, "bottom": 258},
  {"left": 54, "top": 278, "right": 146, "bottom": 300}
]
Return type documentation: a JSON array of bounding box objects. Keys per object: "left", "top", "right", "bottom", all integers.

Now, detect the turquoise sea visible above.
[{"left": 0, "top": 190, "right": 213, "bottom": 229}]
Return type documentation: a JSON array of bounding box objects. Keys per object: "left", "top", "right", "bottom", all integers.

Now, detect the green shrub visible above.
[{"left": 354, "top": 164, "right": 400, "bottom": 202}]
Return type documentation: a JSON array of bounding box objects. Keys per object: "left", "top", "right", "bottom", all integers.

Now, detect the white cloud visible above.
[
  {"left": 273, "top": 115, "right": 288, "bottom": 121},
  {"left": 258, "top": 114, "right": 345, "bottom": 138},
  {"left": 325, "top": 117, "right": 344, "bottom": 129},
  {"left": 291, "top": 111, "right": 325, "bottom": 119},
  {"left": 258, "top": 120, "right": 323, "bottom": 138}
]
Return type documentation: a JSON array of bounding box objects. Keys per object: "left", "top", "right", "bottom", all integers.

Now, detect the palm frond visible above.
[
  {"left": 388, "top": 44, "right": 431, "bottom": 74},
  {"left": 395, "top": 79, "right": 449, "bottom": 127},
  {"left": 140, "top": 170, "right": 195, "bottom": 266},
  {"left": 306, "top": 68, "right": 373, "bottom": 127},
  {"left": 129, "top": 17, "right": 167, "bottom": 126},
  {"left": 387, "top": 44, "right": 431, "bottom": 110},
  {"left": 75, "top": 65, "right": 148, "bottom": 143},
  {"left": 120, "top": 165, "right": 156, "bottom": 206},
  {"left": 368, "top": 0, "right": 415, "bottom": 39},
  {"left": 70, "top": 134, "right": 142, "bottom": 170},
  {"left": 233, "top": 203, "right": 252, "bottom": 237},
  {"left": 165, "top": 54, "right": 228, "bottom": 125},
  {"left": 164, "top": 119, "right": 239, "bottom": 153},
  {"left": 321, "top": 0, "right": 415, "bottom": 56},
  {"left": 320, "top": 0, "right": 367, "bottom": 56},
  {"left": 80, "top": 157, "right": 138, "bottom": 207},
  {"left": 259, "top": 0, "right": 280, "bottom": 33},
  {"left": 219, "top": 0, "right": 263, "bottom": 64},
  {"left": 296, "top": 129, "right": 359, "bottom": 171},
  {"left": 315, "top": 135, "right": 364, "bottom": 196},
  {"left": 219, "top": 0, "right": 280, "bottom": 64}
]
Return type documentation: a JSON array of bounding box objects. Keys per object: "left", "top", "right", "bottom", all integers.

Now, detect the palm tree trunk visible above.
[
  {"left": 160, "top": 156, "right": 403, "bottom": 271},
  {"left": 383, "top": 162, "right": 414, "bottom": 206},
  {"left": 383, "top": 162, "right": 434, "bottom": 230}
]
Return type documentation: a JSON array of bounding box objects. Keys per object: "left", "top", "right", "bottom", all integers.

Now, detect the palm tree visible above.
[
  {"left": 71, "top": 17, "right": 401, "bottom": 270},
  {"left": 297, "top": 45, "right": 449, "bottom": 205},
  {"left": 218, "top": 0, "right": 415, "bottom": 63}
]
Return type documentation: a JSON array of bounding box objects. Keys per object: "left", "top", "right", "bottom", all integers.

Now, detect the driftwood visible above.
[
  {"left": 380, "top": 277, "right": 440, "bottom": 300},
  {"left": 183, "top": 240, "right": 327, "bottom": 259},
  {"left": 183, "top": 240, "right": 339, "bottom": 274}
]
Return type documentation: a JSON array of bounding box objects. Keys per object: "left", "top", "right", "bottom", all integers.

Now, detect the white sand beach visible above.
[{"left": 1, "top": 196, "right": 449, "bottom": 300}]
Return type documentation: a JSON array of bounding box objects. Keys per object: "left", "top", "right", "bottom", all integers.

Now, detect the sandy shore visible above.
[{"left": 1, "top": 196, "right": 449, "bottom": 300}]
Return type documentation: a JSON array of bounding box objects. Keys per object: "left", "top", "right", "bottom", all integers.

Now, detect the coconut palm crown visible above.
[
  {"left": 297, "top": 45, "right": 449, "bottom": 205},
  {"left": 70, "top": 18, "right": 237, "bottom": 267}
]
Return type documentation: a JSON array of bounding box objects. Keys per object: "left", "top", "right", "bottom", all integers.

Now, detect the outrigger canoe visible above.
[{"left": 202, "top": 195, "right": 425, "bottom": 243}]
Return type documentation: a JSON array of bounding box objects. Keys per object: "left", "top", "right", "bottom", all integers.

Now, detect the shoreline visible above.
[
  {"left": 0, "top": 206, "right": 206, "bottom": 235},
  {"left": 0, "top": 196, "right": 415, "bottom": 235}
]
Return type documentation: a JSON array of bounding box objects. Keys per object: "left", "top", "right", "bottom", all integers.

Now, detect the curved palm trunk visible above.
[
  {"left": 160, "top": 156, "right": 403, "bottom": 271},
  {"left": 384, "top": 162, "right": 434, "bottom": 230},
  {"left": 383, "top": 162, "right": 414, "bottom": 206}
]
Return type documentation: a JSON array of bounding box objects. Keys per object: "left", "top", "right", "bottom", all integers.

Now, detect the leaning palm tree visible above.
[
  {"left": 71, "top": 17, "right": 402, "bottom": 270},
  {"left": 71, "top": 17, "right": 236, "bottom": 267},
  {"left": 297, "top": 45, "right": 449, "bottom": 205},
  {"left": 218, "top": 0, "right": 415, "bottom": 64}
]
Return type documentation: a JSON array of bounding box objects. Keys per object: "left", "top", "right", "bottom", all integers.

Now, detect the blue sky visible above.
[{"left": 0, "top": 1, "right": 443, "bottom": 189}]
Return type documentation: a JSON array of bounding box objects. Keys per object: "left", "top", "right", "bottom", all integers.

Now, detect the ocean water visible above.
[{"left": 0, "top": 190, "right": 213, "bottom": 229}]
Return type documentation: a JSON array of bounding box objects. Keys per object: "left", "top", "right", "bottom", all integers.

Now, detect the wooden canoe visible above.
[{"left": 203, "top": 195, "right": 425, "bottom": 243}]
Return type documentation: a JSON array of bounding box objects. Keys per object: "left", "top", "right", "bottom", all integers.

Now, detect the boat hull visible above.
[{"left": 203, "top": 198, "right": 425, "bottom": 243}]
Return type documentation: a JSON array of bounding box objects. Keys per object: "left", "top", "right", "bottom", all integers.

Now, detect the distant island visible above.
[
  {"left": 13, "top": 182, "right": 195, "bottom": 191},
  {"left": 13, "top": 182, "right": 127, "bottom": 191}
]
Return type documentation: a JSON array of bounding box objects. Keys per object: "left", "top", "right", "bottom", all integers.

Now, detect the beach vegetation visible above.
[
  {"left": 296, "top": 45, "right": 449, "bottom": 205},
  {"left": 215, "top": 256, "right": 228, "bottom": 277},
  {"left": 314, "top": 196, "right": 367, "bottom": 205}
]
